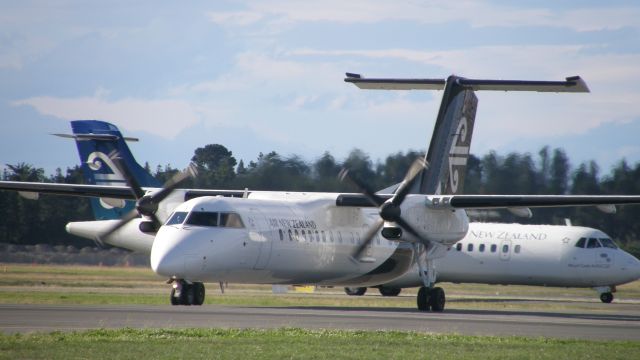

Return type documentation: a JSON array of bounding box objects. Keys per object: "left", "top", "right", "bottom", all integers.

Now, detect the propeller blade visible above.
[
  {"left": 148, "top": 163, "right": 197, "bottom": 204},
  {"left": 391, "top": 158, "right": 427, "bottom": 206},
  {"left": 96, "top": 209, "right": 140, "bottom": 243},
  {"left": 394, "top": 217, "right": 428, "bottom": 245},
  {"left": 338, "top": 168, "right": 385, "bottom": 207},
  {"left": 351, "top": 218, "right": 384, "bottom": 260},
  {"left": 109, "top": 150, "right": 146, "bottom": 199}
]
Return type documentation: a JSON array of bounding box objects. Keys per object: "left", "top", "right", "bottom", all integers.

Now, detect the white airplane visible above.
[
  {"left": 346, "top": 222, "right": 640, "bottom": 303},
  {"left": 49, "top": 121, "right": 640, "bottom": 305},
  {"left": 3, "top": 73, "right": 640, "bottom": 312}
]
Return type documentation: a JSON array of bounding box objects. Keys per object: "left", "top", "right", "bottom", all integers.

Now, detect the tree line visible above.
[{"left": 2, "top": 144, "right": 640, "bottom": 257}]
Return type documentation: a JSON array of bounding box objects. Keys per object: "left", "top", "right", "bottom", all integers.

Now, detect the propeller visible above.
[
  {"left": 96, "top": 151, "right": 197, "bottom": 244},
  {"left": 339, "top": 158, "right": 428, "bottom": 260}
]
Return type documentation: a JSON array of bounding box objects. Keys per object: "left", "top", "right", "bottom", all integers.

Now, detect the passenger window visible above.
[
  {"left": 502, "top": 244, "right": 509, "bottom": 253},
  {"left": 467, "top": 243, "right": 474, "bottom": 252},
  {"left": 186, "top": 212, "right": 218, "bottom": 227},
  {"left": 220, "top": 213, "right": 244, "bottom": 228},
  {"left": 490, "top": 244, "right": 497, "bottom": 253},
  {"left": 587, "top": 238, "right": 601, "bottom": 248},
  {"left": 479, "top": 244, "right": 485, "bottom": 252},
  {"left": 166, "top": 211, "right": 188, "bottom": 225},
  {"left": 456, "top": 243, "right": 462, "bottom": 251},
  {"left": 575, "top": 238, "right": 586, "bottom": 248},
  {"left": 279, "top": 229, "right": 284, "bottom": 241},
  {"left": 288, "top": 229, "right": 293, "bottom": 242},
  {"left": 600, "top": 238, "right": 618, "bottom": 249},
  {"left": 514, "top": 245, "right": 521, "bottom": 254}
]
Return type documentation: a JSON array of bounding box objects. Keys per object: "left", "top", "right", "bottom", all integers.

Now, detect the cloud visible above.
[
  {"left": 206, "top": 1, "right": 640, "bottom": 32},
  {"left": 12, "top": 92, "right": 202, "bottom": 139}
]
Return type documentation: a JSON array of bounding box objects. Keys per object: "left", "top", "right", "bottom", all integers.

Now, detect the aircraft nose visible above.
[
  {"left": 150, "top": 227, "right": 186, "bottom": 277},
  {"left": 632, "top": 255, "right": 640, "bottom": 280}
]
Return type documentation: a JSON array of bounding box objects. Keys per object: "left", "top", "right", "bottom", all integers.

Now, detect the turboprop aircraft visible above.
[
  {"left": 345, "top": 222, "right": 640, "bottom": 303},
  {"left": 52, "top": 121, "right": 640, "bottom": 305},
  {"left": 3, "top": 73, "right": 640, "bottom": 312}
]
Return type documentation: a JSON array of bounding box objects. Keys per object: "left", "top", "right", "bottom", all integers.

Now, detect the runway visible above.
[{"left": 2, "top": 304, "right": 640, "bottom": 340}]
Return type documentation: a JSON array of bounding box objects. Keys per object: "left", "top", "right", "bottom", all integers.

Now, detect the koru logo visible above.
[
  {"left": 447, "top": 116, "right": 470, "bottom": 194},
  {"left": 87, "top": 152, "right": 127, "bottom": 209}
]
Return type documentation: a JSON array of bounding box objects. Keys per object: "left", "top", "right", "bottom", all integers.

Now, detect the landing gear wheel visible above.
[
  {"left": 170, "top": 287, "right": 181, "bottom": 306},
  {"left": 417, "top": 287, "right": 431, "bottom": 311},
  {"left": 600, "top": 292, "right": 614, "bottom": 303},
  {"left": 193, "top": 282, "right": 206, "bottom": 305},
  {"left": 429, "top": 287, "right": 446, "bottom": 312},
  {"left": 183, "top": 283, "right": 195, "bottom": 305},
  {"left": 344, "top": 287, "right": 367, "bottom": 296},
  {"left": 378, "top": 287, "right": 402, "bottom": 297}
]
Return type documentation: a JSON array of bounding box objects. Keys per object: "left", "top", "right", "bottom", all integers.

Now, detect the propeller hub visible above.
[
  {"left": 379, "top": 202, "right": 401, "bottom": 221},
  {"left": 136, "top": 195, "right": 158, "bottom": 217}
]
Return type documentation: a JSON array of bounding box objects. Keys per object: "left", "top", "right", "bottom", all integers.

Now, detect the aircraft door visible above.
[
  {"left": 499, "top": 239, "right": 512, "bottom": 261},
  {"left": 247, "top": 208, "right": 273, "bottom": 270}
]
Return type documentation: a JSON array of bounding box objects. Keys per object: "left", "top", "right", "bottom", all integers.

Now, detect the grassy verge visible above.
[
  {"left": 1, "top": 328, "right": 639, "bottom": 360},
  {"left": 1, "top": 263, "right": 639, "bottom": 312}
]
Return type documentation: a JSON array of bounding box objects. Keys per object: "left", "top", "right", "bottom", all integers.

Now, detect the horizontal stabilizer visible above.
[
  {"left": 53, "top": 133, "right": 139, "bottom": 142},
  {"left": 345, "top": 73, "right": 589, "bottom": 93}
]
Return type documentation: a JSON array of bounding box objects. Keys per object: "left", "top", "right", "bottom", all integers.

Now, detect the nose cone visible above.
[
  {"left": 150, "top": 226, "right": 186, "bottom": 277},
  {"left": 619, "top": 252, "right": 640, "bottom": 284},
  {"left": 631, "top": 255, "right": 640, "bottom": 281}
]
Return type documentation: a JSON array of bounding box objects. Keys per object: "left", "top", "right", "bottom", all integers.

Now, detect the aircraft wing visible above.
[
  {"left": 445, "top": 195, "right": 640, "bottom": 209},
  {"left": 336, "top": 193, "right": 640, "bottom": 212},
  {"left": 0, "top": 181, "right": 136, "bottom": 199},
  {"left": 0, "top": 181, "right": 247, "bottom": 200}
]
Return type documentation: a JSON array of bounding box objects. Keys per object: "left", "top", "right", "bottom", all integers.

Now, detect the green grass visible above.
[
  {"left": 1, "top": 328, "right": 638, "bottom": 360},
  {"left": 1, "top": 263, "right": 639, "bottom": 312}
]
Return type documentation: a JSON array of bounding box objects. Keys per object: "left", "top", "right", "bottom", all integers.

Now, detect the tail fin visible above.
[
  {"left": 55, "top": 120, "right": 161, "bottom": 220},
  {"left": 345, "top": 73, "right": 589, "bottom": 195}
]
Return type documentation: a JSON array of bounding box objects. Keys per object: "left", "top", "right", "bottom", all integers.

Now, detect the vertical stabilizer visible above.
[
  {"left": 57, "top": 120, "right": 161, "bottom": 220},
  {"left": 419, "top": 76, "right": 477, "bottom": 195}
]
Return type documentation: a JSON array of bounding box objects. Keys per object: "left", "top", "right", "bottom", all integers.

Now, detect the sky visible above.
[{"left": 1, "top": 1, "right": 640, "bottom": 178}]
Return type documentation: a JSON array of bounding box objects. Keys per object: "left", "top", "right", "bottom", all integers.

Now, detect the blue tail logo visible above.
[{"left": 63, "top": 120, "right": 161, "bottom": 220}]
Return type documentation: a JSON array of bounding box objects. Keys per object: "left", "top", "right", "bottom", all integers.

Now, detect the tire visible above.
[
  {"left": 417, "top": 287, "right": 431, "bottom": 311},
  {"left": 170, "top": 287, "right": 180, "bottom": 306},
  {"left": 429, "top": 287, "right": 446, "bottom": 312},
  {"left": 600, "top": 292, "right": 614, "bottom": 303},
  {"left": 378, "top": 287, "right": 402, "bottom": 297},
  {"left": 193, "top": 282, "right": 206, "bottom": 306},
  {"left": 184, "top": 284, "right": 195, "bottom": 306},
  {"left": 344, "top": 287, "right": 367, "bottom": 296}
]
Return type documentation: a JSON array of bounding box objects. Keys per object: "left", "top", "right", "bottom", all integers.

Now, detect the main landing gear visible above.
[
  {"left": 414, "top": 244, "right": 445, "bottom": 312},
  {"left": 170, "top": 279, "right": 205, "bottom": 306},
  {"left": 417, "top": 286, "right": 445, "bottom": 312}
]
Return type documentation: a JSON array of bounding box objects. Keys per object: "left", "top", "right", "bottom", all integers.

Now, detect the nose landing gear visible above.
[{"left": 169, "top": 280, "right": 205, "bottom": 305}]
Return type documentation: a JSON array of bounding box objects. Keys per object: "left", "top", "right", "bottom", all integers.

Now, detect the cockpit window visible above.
[
  {"left": 586, "top": 238, "right": 602, "bottom": 248},
  {"left": 220, "top": 213, "right": 244, "bottom": 228},
  {"left": 186, "top": 211, "right": 219, "bottom": 227},
  {"left": 181, "top": 211, "right": 245, "bottom": 228},
  {"left": 599, "top": 238, "right": 618, "bottom": 249},
  {"left": 575, "top": 237, "right": 586, "bottom": 248},
  {"left": 166, "top": 211, "right": 188, "bottom": 225}
]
